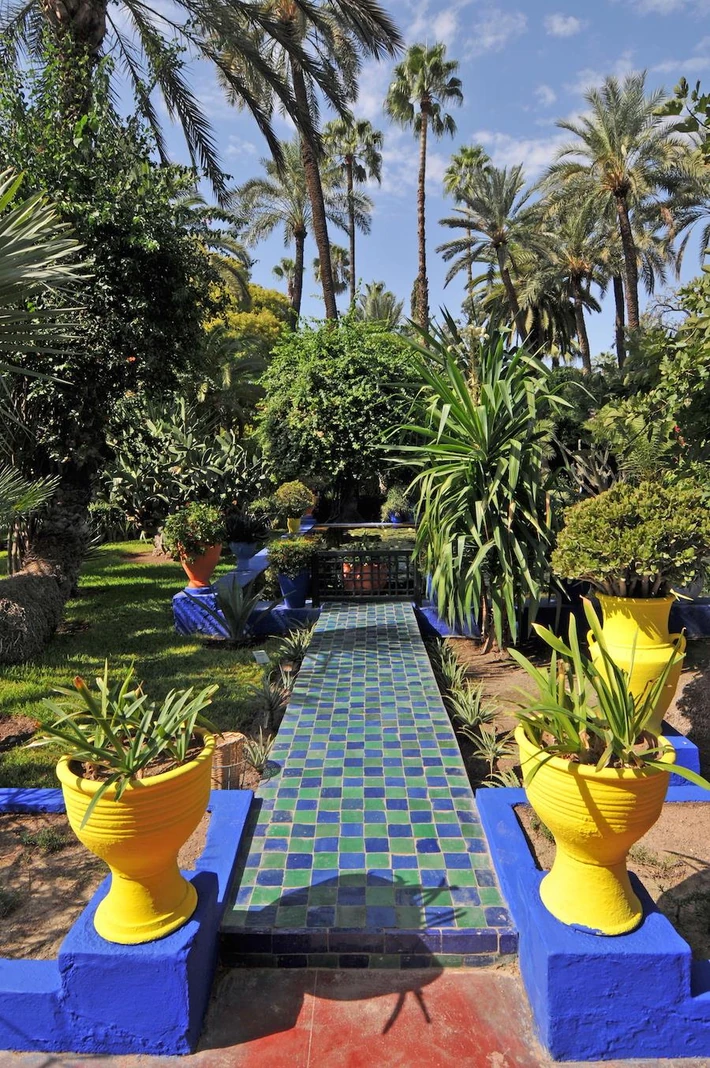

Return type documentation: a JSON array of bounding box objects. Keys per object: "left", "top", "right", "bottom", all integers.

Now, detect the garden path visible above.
[{"left": 222, "top": 601, "right": 515, "bottom": 967}]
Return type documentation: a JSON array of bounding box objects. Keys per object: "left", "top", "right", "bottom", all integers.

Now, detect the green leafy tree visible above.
[
  {"left": 324, "top": 117, "right": 383, "bottom": 305},
  {"left": 0, "top": 51, "right": 220, "bottom": 498},
  {"left": 260, "top": 318, "right": 419, "bottom": 511},
  {"left": 385, "top": 43, "right": 463, "bottom": 327},
  {"left": 313, "top": 244, "right": 350, "bottom": 297}
]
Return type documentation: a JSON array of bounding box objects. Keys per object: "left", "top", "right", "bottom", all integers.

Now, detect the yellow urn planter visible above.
[
  {"left": 56, "top": 733, "right": 215, "bottom": 945},
  {"left": 590, "top": 595, "right": 686, "bottom": 736},
  {"left": 516, "top": 725, "right": 675, "bottom": 936},
  {"left": 286, "top": 517, "right": 301, "bottom": 534}
]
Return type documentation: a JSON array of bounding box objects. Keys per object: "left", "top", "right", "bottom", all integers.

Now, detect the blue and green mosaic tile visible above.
[{"left": 222, "top": 602, "right": 516, "bottom": 968}]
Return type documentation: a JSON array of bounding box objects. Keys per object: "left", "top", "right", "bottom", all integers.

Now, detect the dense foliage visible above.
[
  {"left": 162, "top": 503, "right": 224, "bottom": 562},
  {"left": 267, "top": 535, "right": 323, "bottom": 578},
  {"left": 399, "top": 324, "right": 566, "bottom": 650},
  {"left": 260, "top": 318, "right": 418, "bottom": 501},
  {"left": 0, "top": 47, "right": 220, "bottom": 486},
  {"left": 552, "top": 478, "right": 710, "bottom": 597}
]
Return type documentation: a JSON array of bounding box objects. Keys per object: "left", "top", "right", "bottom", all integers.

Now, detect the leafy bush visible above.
[
  {"left": 552, "top": 478, "right": 710, "bottom": 597},
  {"left": 30, "top": 664, "right": 218, "bottom": 824},
  {"left": 512, "top": 601, "right": 707, "bottom": 785},
  {"left": 381, "top": 485, "right": 412, "bottom": 521},
  {"left": 162, "top": 504, "right": 224, "bottom": 563},
  {"left": 268, "top": 536, "right": 322, "bottom": 578},
  {"left": 272, "top": 480, "right": 315, "bottom": 519},
  {"left": 260, "top": 318, "right": 419, "bottom": 496},
  {"left": 103, "top": 398, "right": 267, "bottom": 535},
  {"left": 398, "top": 323, "right": 566, "bottom": 650}
]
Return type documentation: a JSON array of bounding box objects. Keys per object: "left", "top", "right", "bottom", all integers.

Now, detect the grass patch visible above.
[{"left": 1, "top": 541, "right": 277, "bottom": 788}]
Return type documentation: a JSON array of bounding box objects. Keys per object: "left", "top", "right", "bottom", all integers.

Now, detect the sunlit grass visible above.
[{"left": 0, "top": 542, "right": 276, "bottom": 788}]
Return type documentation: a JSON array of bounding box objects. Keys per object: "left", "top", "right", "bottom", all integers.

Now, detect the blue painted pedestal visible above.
[{"left": 0, "top": 788, "right": 252, "bottom": 1055}]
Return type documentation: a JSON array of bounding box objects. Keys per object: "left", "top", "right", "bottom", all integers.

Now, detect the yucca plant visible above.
[
  {"left": 243, "top": 729, "right": 276, "bottom": 775},
  {"left": 277, "top": 622, "right": 316, "bottom": 665},
  {"left": 449, "top": 684, "right": 497, "bottom": 734},
  {"left": 511, "top": 600, "right": 710, "bottom": 786},
  {"left": 29, "top": 664, "right": 218, "bottom": 824},
  {"left": 397, "top": 320, "right": 567, "bottom": 650},
  {"left": 469, "top": 726, "right": 515, "bottom": 778}
]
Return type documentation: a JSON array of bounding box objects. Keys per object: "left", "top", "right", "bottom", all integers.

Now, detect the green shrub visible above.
[
  {"left": 552, "top": 478, "right": 710, "bottom": 597},
  {"left": 272, "top": 481, "right": 315, "bottom": 519},
  {"left": 224, "top": 509, "right": 270, "bottom": 543},
  {"left": 162, "top": 503, "right": 224, "bottom": 563},
  {"left": 268, "top": 536, "right": 322, "bottom": 578},
  {"left": 381, "top": 485, "right": 412, "bottom": 522}
]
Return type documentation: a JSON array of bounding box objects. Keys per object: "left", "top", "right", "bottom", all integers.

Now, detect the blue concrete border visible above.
[
  {"left": 0, "top": 786, "right": 252, "bottom": 1055},
  {"left": 478, "top": 784, "right": 710, "bottom": 1061}
]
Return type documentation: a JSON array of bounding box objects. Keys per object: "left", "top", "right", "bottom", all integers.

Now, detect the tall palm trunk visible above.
[
  {"left": 572, "top": 278, "right": 592, "bottom": 374},
  {"left": 416, "top": 110, "right": 429, "bottom": 328},
  {"left": 615, "top": 194, "right": 640, "bottom": 330},
  {"left": 613, "top": 274, "right": 626, "bottom": 368},
  {"left": 293, "top": 227, "right": 306, "bottom": 318},
  {"left": 290, "top": 63, "right": 338, "bottom": 321},
  {"left": 346, "top": 156, "right": 356, "bottom": 307},
  {"left": 40, "top": 0, "right": 107, "bottom": 55},
  {"left": 496, "top": 246, "right": 527, "bottom": 342}
]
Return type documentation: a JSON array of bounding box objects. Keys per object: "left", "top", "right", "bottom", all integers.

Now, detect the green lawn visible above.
[{"left": 0, "top": 542, "right": 275, "bottom": 788}]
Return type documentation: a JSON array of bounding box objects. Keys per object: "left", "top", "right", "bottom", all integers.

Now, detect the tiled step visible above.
[{"left": 221, "top": 602, "right": 516, "bottom": 968}]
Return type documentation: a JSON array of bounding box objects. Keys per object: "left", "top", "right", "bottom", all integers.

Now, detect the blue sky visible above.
[{"left": 160, "top": 0, "right": 710, "bottom": 356}]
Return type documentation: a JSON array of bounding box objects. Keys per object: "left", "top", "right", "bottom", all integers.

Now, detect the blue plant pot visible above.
[
  {"left": 388, "top": 513, "right": 403, "bottom": 525},
  {"left": 229, "top": 541, "right": 258, "bottom": 565},
  {"left": 278, "top": 570, "right": 310, "bottom": 609}
]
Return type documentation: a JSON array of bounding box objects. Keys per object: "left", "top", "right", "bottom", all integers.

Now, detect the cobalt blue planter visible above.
[
  {"left": 229, "top": 541, "right": 258, "bottom": 566},
  {"left": 278, "top": 570, "right": 310, "bottom": 609}
]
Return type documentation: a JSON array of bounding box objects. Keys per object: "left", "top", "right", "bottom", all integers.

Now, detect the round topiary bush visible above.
[
  {"left": 552, "top": 478, "right": 710, "bottom": 597},
  {"left": 272, "top": 481, "right": 315, "bottom": 519}
]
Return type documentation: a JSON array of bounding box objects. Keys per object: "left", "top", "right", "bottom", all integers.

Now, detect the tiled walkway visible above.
[{"left": 222, "top": 602, "right": 515, "bottom": 967}]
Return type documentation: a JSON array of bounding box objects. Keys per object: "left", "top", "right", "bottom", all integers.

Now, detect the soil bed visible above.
[
  {"left": 516, "top": 802, "right": 710, "bottom": 959},
  {"left": 0, "top": 810, "right": 212, "bottom": 960}
]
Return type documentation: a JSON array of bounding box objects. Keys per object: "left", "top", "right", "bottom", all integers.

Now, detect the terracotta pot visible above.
[{"left": 181, "top": 544, "right": 222, "bottom": 588}]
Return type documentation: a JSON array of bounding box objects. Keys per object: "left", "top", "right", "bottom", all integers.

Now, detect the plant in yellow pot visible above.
[
  {"left": 510, "top": 602, "right": 709, "bottom": 936},
  {"left": 551, "top": 477, "right": 710, "bottom": 734},
  {"left": 272, "top": 480, "right": 316, "bottom": 534},
  {"left": 30, "top": 666, "right": 218, "bottom": 945}
]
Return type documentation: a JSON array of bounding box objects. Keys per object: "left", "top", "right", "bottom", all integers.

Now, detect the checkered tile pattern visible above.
[{"left": 222, "top": 602, "right": 516, "bottom": 968}]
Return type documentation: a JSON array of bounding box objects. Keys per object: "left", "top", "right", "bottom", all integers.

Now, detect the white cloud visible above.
[
  {"left": 465, "top": 8, "right": 528, "bottom": 56},
  {"left": 471, "top": 129, "right": 569, "bottom": 176},
  {"left": 621, "top": 0, "right": 710, "bottom": 12},
  {"left": 405, "top": 0, "right": 468, "bottom": 45},
  {"left": 567, "top": 50, "right": 638, "bottom": 95},
  {"left": 225, "top": 136, "right": 258, "bottom": 159},
  {"left": 651, "top": 55, "right": 710, "bottom": 73},
  {"left": 544, "top": 13, "right": 585, "bottom": 36},
  {"left": 378, "top": 127, "right": 448, "bottom": 196},
  {"left": 535, "top": 84, "right": 557, "bottom": 107}
]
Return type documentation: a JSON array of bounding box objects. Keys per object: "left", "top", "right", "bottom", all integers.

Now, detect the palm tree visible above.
[
  {"left": 234, "top": 138, "right": 349, "bottom": 317},
  {"left": 3, "top": 0, "right": 381, "bottom": 200},
  {"left": 272, "top": 257, "right": 297, "bottom": 305},
  {"left": 548, "top": 73, "right": 693, "bottom": 330},
  {"left": 443, "top": 143, "right": 490, "bottom": 300},
  {"left": 438, "top": 164, "right": 546, "bottom": 342},
  {"left": 543, "top": 200, "right": 609, "bottom": 372},
  {"left": 324, "top": 117, "right": 383, "bottom": 306},
  {"left": 354, "top": 281, "right": 403, "bottom": 329},
  {"left": 237, "top": 0, "right": 401, "bottom": 319},
  {"left": 313, "top": 244, "right": 350, "bottom": 297},
  {"left": 385, "top": 43, "right": 463, "bottom": 328}
]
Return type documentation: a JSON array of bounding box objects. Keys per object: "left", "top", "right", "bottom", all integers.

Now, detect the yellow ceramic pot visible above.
[
  {"left": 590, "top": 595, "right": 685, "bottom": 736},
  {"left": 286, "top": 517, "right": 301, "bottom": 534},
  {"left": 516, "top": 725, "right": 674, "bottom": 935},
  {"left": 56, "top": 734, "right": 215, "bottom": 945}
]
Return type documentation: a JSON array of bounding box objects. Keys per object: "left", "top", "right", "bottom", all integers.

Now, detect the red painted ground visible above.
[{"left": 0, "top": 968, "right": 706, "bottom": 1068}]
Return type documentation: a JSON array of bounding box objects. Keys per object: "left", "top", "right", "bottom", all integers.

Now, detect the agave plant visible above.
[
  {"left": 30, "top": 664, "right": 218, "bottom": 824},
  {"left": 397, "top": 319, "right": 567, "bottom": 650},
  {"left": 277, "top": 622, "right": 316, "bottom": 665},
  {"left": 511, "top": 600, "right": 709, "bottom": 786},
  {"left": 187, "top": 573, "right": 277, "bottom": 645}
]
